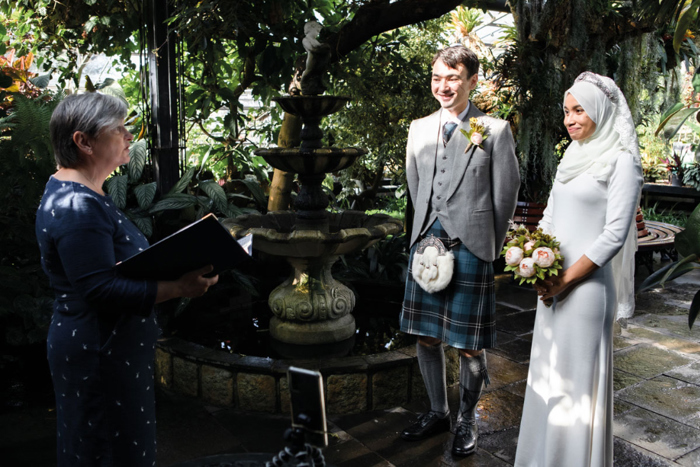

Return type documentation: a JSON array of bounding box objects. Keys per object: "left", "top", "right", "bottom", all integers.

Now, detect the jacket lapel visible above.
[
  {"left": 447, "top": 103, "right": 485, "bottom": 199},
  {"left": 423, "top": 110, "right": 441, "bottom": 183}
]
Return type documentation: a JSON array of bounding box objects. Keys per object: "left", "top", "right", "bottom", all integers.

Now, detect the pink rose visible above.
[
  {"left": 518, "top": 258, "right": 536, "bottom": 278},
  {"left": 532, "top": 247, "right": 555, "bottom": 268},
  {"left": 505, "top": 246, "right": 524, "bottom": 266},
  {"left": 470, "top": 132, "right": 483, "bottom": 146},
  {"left": 524, "top": 241, "right": 536, "bottom": 252}
]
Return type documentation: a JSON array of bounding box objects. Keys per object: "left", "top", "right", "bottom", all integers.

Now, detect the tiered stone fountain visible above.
[{"left": 222, "top": 27, "right": 402, "bottom": 349}]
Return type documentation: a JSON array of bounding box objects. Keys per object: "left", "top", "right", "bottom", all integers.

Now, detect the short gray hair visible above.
[{"left": 50, "top": 93, "right": 128, "bottom": 168}]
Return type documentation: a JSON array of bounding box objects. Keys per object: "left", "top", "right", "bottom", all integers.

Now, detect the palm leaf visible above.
[
  {"left": 198, "top": 180, "right": 228, "bottom": 215},
  {"left": 128, "top": 139, "right": 148, "bottom": 182},
  {"left": 106, "top": 175, "right": 128, "bottom": 209},
  {"left": 168, "top": 167, "right": 195, "bottom": 195},
  {"left": 239, "top": 177, "right": 268, "bottom": 209},
  {"left": 134, "top": 182, "right": 157, "bottom": 210},
  {"left": 149, "top": 193, "right": 198, "bottom": 213},
  {"left": 690, "top": 290, "right": 700, "bottom": 329}
]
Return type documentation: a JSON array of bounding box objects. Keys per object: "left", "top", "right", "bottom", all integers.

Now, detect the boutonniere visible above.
[{"left": 460, "top": 117, "right": 488, "bottom": 152}]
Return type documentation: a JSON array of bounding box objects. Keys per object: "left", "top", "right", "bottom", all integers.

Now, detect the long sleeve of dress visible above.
[
  {"left": 583, "top": 151, "right": 643, "bottom": 267},
  {"left": 41, "top": 190, "right": 157, "bottom": 315}
]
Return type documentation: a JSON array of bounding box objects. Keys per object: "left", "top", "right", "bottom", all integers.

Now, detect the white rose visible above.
[
  {"left": 532, "top": 247, "right": 555, "bottom": 268},
  {"left": 524, "top": 241, "right": 536, "bottom": 252},
  {"left": 470, "top": 132, "right": 483, "bottom": 146},
  {"left": 518, "top": 258, "right": 536, "bottom": 278},
  {"left": 505, "top": 246, "right": 524, "bottom": 266}
]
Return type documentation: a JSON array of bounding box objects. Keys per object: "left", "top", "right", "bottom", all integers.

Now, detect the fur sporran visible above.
[{"left": 412, "top": 234, "right": 454, "bottom": 293}]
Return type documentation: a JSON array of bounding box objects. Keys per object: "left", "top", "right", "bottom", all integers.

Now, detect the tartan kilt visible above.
[{"left": 400, "top": 218, "right": 496, "bottom": 350}]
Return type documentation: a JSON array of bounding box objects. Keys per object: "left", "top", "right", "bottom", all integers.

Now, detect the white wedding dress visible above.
[{"left": 514, "top": 151, "right": 642, "bottom": 467}]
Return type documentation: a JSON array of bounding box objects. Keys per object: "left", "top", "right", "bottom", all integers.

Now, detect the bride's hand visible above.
[{"left": 537, "top": 275, "right": 568, "bottom": 301}]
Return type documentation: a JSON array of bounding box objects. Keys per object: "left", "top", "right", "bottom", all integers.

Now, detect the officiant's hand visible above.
[{"left": 156, "top": 265, "right": 219, "bottom": 303}]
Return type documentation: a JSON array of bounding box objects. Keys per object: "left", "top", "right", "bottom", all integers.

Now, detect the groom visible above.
[{"left": 399, "top": 45, "right": 519, "bottom": 456}]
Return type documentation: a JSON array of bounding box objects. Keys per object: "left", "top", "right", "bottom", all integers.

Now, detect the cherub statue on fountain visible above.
[{"left": 300, "top": 20, "right": 330, "bottom": 96}]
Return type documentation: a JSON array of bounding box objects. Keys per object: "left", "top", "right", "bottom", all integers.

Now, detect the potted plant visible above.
[
  {"left": 683, "top": 160, "right": 700, "bottom": 190},
  {"left": 665, "top": 152, "right": 685, "bottom": 186}
]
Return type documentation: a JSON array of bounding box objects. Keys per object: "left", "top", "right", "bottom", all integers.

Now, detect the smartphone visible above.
[{"left": 287, "top": 366, "right": 328, "bottom": 448}]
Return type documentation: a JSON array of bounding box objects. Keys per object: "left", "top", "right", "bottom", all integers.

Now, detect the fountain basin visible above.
[
  {"left": 256, "top": 147, "right": 366, "bottom": 175},
  {"left": 223, "top": 211, "right": 402, "bottom": 258}
]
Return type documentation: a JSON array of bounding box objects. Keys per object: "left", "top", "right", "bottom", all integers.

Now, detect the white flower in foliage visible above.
[
  {"left": 524, "top": 241, "right": 536, "bottom": 252},
  {"left": 518, "top": 258, "right": 537, "bottom": 278},
  {"left": 532, "top": 247, "right": 556, "bottom": 268},
  {"left": 505, "top": 247, "right": 524, "bottom": 266}
]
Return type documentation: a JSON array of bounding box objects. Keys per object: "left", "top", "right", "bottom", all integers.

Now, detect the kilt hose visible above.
[{"left": 400, "top": 218, "right": 496, "bottom": 350}]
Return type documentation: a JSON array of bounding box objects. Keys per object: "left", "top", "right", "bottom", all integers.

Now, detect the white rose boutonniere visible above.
[{"left": 460, "top": 117, "right": 489, "bottom": 152}]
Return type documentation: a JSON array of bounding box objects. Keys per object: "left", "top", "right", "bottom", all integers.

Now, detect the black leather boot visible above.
[
  {"left": 452, "top": 353, "right": 488, "bottom": 456},
  {"left": 401, "top": 411, "right": 451, "bottom": 441}
]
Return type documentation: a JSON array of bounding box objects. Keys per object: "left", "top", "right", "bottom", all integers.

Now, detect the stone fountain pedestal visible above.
[{"left": 224, "top": 210, "right": 402, "bottom": 346}]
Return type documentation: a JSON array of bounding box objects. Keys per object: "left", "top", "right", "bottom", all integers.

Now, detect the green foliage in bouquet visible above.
[{"left": 501, "top": 224, "right": 564, "bottom": 285}]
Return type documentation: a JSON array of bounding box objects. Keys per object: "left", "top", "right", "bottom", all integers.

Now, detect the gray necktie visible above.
[{"left": 443, "top": 122, "right": 458, "bottom": 146}]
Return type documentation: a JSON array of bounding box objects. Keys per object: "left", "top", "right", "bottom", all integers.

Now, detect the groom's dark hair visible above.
[{"left": 432, "top": 45, "right": 479, "bottom": 78}]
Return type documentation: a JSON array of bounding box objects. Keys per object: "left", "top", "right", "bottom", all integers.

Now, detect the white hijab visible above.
[
  {"left": 556, "top": 72, "right": 642, "bottom": 319},
  {"left": 556, "top": 80, "right": 628, "bottom": 183}
]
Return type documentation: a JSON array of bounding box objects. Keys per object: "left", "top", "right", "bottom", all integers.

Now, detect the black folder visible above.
[{"left": 115, "top": 213, "right": 252, "bottom": 280}]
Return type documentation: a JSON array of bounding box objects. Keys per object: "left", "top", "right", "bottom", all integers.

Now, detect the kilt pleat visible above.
[{"left": 400, "top": 218, "right": 496, "bottom": 350}]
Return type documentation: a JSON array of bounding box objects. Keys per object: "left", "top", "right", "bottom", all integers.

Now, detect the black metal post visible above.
[{"left": 146, "top": 0, "right": 180, "bottom": 195}]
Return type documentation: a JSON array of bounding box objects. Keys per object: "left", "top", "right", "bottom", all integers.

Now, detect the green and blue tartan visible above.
[{"left": 400, "top": 218, "right": 496, "bottom": 350}]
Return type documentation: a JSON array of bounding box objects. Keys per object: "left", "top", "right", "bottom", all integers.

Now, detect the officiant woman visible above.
[{"left": 36, "top": 92, "right": 219, "bottom": 466}]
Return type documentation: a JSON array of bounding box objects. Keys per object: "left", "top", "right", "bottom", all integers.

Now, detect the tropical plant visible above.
[
  {"left": 493, "top": 0, "right": 685, "bottom": 202},
  {"left": 0, "top": 85, "right": 59, "bottom": 356},
  {"left": 683, "top": 159, "right": 700, "bottom": 189},
  {"left": 642, "top": 152, "right": 669, "bottom": 182},
  {"left": 639, "top": 201, "right": 700, "bottom": 329}
]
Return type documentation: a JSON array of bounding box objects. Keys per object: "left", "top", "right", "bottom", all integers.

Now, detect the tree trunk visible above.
[{"left": 267, "top": 112, "right": 302, "bottom": 211}]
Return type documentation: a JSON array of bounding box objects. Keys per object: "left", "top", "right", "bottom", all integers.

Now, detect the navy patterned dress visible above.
[{"left": 36, "top": 176, "right": 159, "bottom": 466}]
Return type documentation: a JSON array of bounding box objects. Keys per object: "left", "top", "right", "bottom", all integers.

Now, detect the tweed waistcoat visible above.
[{"left": 422, "top": 137, "right": 459, "bottom": 240}]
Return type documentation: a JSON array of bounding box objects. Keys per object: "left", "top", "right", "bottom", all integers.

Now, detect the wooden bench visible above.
[{"left": 636, "top": 218, "right": 683, "bottom": 274}]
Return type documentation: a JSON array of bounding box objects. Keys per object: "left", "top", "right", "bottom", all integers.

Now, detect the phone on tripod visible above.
[{"left": 287, "top": 366, "right": 328, "bottom": 448}]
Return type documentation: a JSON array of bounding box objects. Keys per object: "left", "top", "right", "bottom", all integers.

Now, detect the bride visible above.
[{"left": 514, "top": 72, "right": 643, "bottom": 466}]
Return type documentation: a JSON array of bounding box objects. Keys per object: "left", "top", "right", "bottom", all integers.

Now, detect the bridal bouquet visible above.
[{"left": 501, "top": 223, "right": 564, "bottom": 286}]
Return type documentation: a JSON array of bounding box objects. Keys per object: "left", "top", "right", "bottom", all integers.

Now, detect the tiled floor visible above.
[{"left": 2, "top": 268, "right": 700, "bottom": 466}]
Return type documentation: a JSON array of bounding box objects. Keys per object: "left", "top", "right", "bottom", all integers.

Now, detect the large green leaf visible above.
[
  {"left": 656, "top": 102, "right": 685, "bottom": 134},
  {"left": 29, "top": 73, "right": 51, "bottom": 89},
  {"left": 674, "top": 0, "right": 700, "bottom": 53},
  {"left": 106, "top": 175, "right": 128, "bottom": 209},
  {"left": 198, "top": 180, "right": 228, "bottom": 215},
  {"left": 128, "top": 139, "right": 148, "bottom": 182},
  {"left": 659, "top": 253, "right": 698, "bottom": 285},
  {"left": 658, "top": 107, "right": 700, "bottom": 140},
  {"left": 168, "top": 167, "right": 195, "bottom": 195},
  {"left": 129, "top": 216, "right": 153, "bottom": 238},
  {"left": 134, "top": 182, "right": 157, "bottom": 210},
  {"left": 150, "top": 193, "right": 198, "bottom": 213},
  {"left": 97, "top": 78, "right": 128, "bottom": 105},
  {"left": 689, "top": 290, "right": 700, "bottom": 329},
  {"left": 239, "top": 177, "right": 268, "bottom": 209},
  {"left": 675, "top": 203, "right": 700, "bottom": 257},
  {"left": 638, "top": 256, "right": 699, "bottom": 292}
]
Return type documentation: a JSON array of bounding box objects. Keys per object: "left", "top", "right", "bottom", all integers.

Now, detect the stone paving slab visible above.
[
  {"left": 491, "top": 337, "right": 533, "bottom": 364},
  {"left": 614, "top": 343, "right": 694, "bottom": 379},
  {"left": 631, "top": 313, "right": 700, "bottom": 340},
  {"left": 616, "top": 376, "right": 700, "bottom": 429},
  {"left": 624, "top": 326, "right": 700, "bottom": 355},
  {"left": 483, "top": 353, "right": 529, "bottom": 392},
  {"left": 676, "top": 447, "right": 700, "bottom": 466},
  {"left": 667, "top": 361, "right": 700, "bottom": 385},
  {"left": 494, "top": 310, "right": 536, "bottom": 337},
  {"left": 613, "top": 407, "right": 700, "bottom": 460}
]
